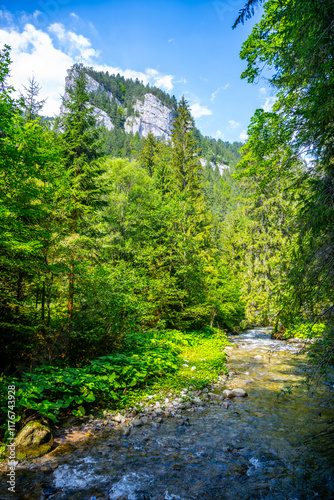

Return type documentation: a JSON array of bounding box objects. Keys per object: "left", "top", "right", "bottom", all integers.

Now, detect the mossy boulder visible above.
[{"left": 14, "top": 421, "right": 53, "bottom": 460}]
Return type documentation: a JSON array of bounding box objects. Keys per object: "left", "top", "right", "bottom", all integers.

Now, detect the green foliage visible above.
[
  {"left": 233, "top": 0, "right": 334, "bottom": 370},
  {"left": 0, "top": 330, "right": 182, "bottom": 423},
  {"left": 283, "top": 323, "right": 326, "bottom": 340},
  {"left": 0, "top": 48, "right": 244, "bottom": 438}
]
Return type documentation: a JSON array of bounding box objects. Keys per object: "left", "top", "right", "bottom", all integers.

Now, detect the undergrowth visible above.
[{"left": 0, "top": 327, "right": 230, "bottom": 448}]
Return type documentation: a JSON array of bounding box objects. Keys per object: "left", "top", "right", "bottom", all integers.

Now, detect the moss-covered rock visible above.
[{"left": 14, "top": 421, "right": 53, "bottom": 460}]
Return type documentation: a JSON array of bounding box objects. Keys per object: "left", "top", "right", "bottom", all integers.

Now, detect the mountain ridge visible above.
[{"left": 64, "top": 64, "right": 242, "bottom": 170}]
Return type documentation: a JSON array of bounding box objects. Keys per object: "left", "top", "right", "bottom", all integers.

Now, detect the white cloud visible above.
[
  {"left": 1, "top": 18, "right": 182, "bottom": 116},
  {"left": 214, "top": 130, "right": 224, "bottom": 139},
  {"left": 168, "top": 38, "right": 174, "bottom": 43},
  {"left": 190, "top": 102, "right": 213, "bottom": 119},
  {"left": 211, "top": 83, "right": 229, "bottom": 103},
  {"left": 174, "top": 77, "right": 187, "bottom": 84},
  {"left": 48, "top": 23, "right": 99, "bottom": 62},
  {"left": 154, "top": 74, "right": 174, "bottom": 92},
  {"left": 258, "top": 87, "right": 276, "bottom": 112},
  {"left": 0, "top": 23, "right": 73, "bottom": 116},
  {"left": 96, "top": 63, "right": 176, "bottom": 92},
  {"left": 0, "top": 8, "right": 13, "bottom": 24},
  {"left": 228, "top": 120, "right": 240, "bottom": 129},
  {"left": 239, "top": 131, "right": 248, "bottom": 141},
  {"left": 70, "top": 12, "right": 79, "bottom": 20}
]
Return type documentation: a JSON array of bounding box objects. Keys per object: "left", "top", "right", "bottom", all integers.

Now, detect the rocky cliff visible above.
[
  {"left": 62, "top": 67, "right": 173, "bottom": 138},
  {"left": 124, "top": 93, "right": 174, "bottom": 140}
]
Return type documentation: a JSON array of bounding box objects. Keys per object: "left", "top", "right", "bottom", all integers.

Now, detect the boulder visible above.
[
  {"left": 232, "top": 388, "right": 248, "bottom": 397},
  {"left": 112, "top": 413, "right": 126, "bottom": 424},
  {"left": 15, "top": 421, "right": 53, "bottom": 460},
  {"left": 208, "top": 393, "right": 221, "bottom": 400},
  {"left": 222, "top": 390, "right": 236, "bottom": 399}
]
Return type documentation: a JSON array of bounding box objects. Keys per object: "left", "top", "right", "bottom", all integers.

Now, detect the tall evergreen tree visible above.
[
  {"left": 171, "top": 96, "right": 203, "bottom": 196},
  {"left": 19, "top": 76, "right": 46, "bottom": 122},
  {"left": 60, "top": 64, "right": 103, "bottom": 319}
]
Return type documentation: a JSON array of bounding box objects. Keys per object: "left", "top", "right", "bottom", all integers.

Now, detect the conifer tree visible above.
[
  {"left": 171, "top": 96, "right": 203, "bottom": 196},
  {"left": 60, "top": 64, "right": 103, "bottom": 319},
  {"left": 139, "top": 131, "right": 159, "bottom": 177},
  {"left": 19, "top": 76, "right": 46, "bottom": 121}
]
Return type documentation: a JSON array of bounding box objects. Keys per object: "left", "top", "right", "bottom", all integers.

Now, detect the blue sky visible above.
[{"left": 0, "top": 0, "right": 275, "bottom": 142}]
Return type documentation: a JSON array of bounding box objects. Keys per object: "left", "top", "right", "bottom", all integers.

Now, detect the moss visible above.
[{"left": 13, "top": 421, "right": 53, "bottom": 461}]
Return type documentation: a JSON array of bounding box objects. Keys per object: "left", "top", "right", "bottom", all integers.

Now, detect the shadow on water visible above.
[{"left": 1, "top": 328, "right": 334, "bottom": 499}]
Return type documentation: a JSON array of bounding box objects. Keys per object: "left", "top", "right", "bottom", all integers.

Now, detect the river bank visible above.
[{"left": 1, "top": 327, "right": 334, "bottom": 499}]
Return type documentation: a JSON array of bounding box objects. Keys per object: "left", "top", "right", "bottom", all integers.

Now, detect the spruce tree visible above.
[
  {"left": 19, "top": 76, "right": 46, "bottom": 121},
  {"left": 171, "top": 96, "right": 203, "bottom": 196},
  {"left": 60, "top": 64, "right": 103, "bottom": 319}
]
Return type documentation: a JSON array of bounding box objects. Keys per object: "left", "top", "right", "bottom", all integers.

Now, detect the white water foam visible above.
[
  {"left": 164, "top": 490, "right": 189, "bottom": 500},
  {"left": 53, "top": 463, "right": 105, "bottom": 489},
  {"left": 108, "top": 472, "right": 152, "bottom": 500},
  {"left": 246, "top": 457, "right": 263, "bottom": 476}
]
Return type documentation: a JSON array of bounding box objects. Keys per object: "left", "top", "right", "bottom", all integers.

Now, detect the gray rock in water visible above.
[
  {"left": 223, "top": 390, "right": 236, "bottom": 399},
  {"left": 132, "top": 419, "right": 143, "bottom": 427},
  {"left": 112, "top": 413, "right": 126, "bottom": 423},
  {"left": 123, "top": 426, "right": 131, "bottom": 437},
  {"left": 208, "top": 392, "right": 221, "bottom": 400},
  {"left": 232, "top": 388, "right": 248, "bottom": 397}
]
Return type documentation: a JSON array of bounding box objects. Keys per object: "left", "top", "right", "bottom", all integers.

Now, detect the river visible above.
[{"left": 2, "top": 328, "right": 334, "bottom": 499}]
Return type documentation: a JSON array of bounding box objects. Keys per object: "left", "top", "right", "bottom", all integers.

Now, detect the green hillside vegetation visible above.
[
  {"left": 1, "top": 0, "right": 333, "bottom": 437},
  {"left": 0, "top": 53, "right": 243, "bottom": 431}
]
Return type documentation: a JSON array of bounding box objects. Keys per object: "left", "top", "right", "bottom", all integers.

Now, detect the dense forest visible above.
[{"left": 0, "top": 0, "right": 333, "bottom": 432}]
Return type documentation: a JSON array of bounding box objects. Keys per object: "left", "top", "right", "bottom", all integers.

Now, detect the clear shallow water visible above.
[{"left": 2, "top": 328, "right": 334, "bottom": 499}]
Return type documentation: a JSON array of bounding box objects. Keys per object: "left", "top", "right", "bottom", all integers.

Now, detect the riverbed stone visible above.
[
  {"left": 223, "top": 390, "right": 236, "bottom": 399},
  {"left": 132, "top": 419, "right": 143, "bottom": 427},
  {"left": 232, "top": 388, "right": 248, "bottom": 397},
  {"left": 112, "top": 413, "right": 126, "bottom": 424},
  {"left": 208, "top": 392, "right": 221, "bottom": 400},
  {"left": 15, "top": 421, "right": 53, "bottom": 460}
]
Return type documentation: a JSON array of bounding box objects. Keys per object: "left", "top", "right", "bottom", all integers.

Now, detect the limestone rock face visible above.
[
  {"left": 200, "top": 158, "right": 229, "bottom": 175},
  {"left": 15, "top": 421, "right": 53, "bottom": 459},
  {"left": 62, "top": 67, "right": 114, "bottom": 131},
  {"left": 125, "top": 93, "right": 174, "bottom": 140},
  {"left": 91, "top": 106, "right": 114, "bottom": 130}
]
